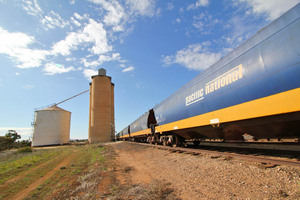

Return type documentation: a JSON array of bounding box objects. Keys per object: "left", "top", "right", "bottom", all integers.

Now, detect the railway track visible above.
[{"left": 129, "top": 142, "right": 300, "bottom": 168}]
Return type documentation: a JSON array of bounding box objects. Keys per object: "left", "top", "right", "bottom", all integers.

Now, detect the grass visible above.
[
  {"left": 0, "top": 144, "right": 178, "bottom": 200},
  {"left": 0, "top": 148, "right": 75, "bottom": 200},
  {"left": 89, "top": 145, "right": 106, "bottom": 164},
  {"left": 23, "top": 144, "right": 108, "bottom": 200},
  {"left": 0, "top": 148, "right": 64, "bottom": 184},
  {"left": 110, "top": 180, "right": 178, "bottom": 200},
  {"left": 16, "top": 146, "right": 33, "bottom": 153}
]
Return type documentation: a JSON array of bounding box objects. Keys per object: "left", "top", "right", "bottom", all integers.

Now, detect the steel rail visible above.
[{"left": 129, "top": 142, "right": 300, "bottom": 167}]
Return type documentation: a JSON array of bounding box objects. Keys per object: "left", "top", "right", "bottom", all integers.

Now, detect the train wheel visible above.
[
  {"left": 163, "top": 137, "right": 167, "bottom": 146},
  {"left": 150, "top": 136, "right": 155, "bottom": 145},
  {"left": 172, "top": 135, "right": 180, "bottom": 147},
  {"left": 167, "top": 136, "right": 173, "bottom": 146},
  {"left": 154, "top": 135, "right": 159, "bottom": 145},
  {"left": 147, "top": 136, "right": 152, "bottom": 144}
]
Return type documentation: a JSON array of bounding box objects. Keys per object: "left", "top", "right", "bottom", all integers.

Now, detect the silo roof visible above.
[{"left": 41, "top": 105, "right": 68, "bottom": 111}]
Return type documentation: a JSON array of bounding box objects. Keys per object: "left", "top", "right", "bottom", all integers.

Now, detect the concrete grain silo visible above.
[
  {"left": 111, "top": 83, "right": 115, "bottom": 140},
  {"left": 32, "top": 105, "right": 71, "bottom": 147},
  {"left": 89, "top": 68, "right": 115, "bottom": 143}
]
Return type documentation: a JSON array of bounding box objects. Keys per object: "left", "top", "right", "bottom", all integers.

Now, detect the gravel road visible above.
[{"left": 109, "top": 141, "right": 300, "bottom": 200}]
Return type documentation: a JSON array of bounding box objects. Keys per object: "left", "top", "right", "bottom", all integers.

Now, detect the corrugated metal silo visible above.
[{"left": 32, "top": 105, "right": 71, "bottom": 147}]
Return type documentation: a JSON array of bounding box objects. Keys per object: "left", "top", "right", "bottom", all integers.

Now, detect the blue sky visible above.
[{"left": 0, "top": 0, "right": 299, "bottom": 140}]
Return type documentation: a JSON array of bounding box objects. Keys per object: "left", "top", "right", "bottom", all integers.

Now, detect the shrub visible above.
[
  {"left": 16, "top": 146, "right": 33, "bottom": 153},
  {"left": 0, "top": 136, "right": 14, "bottom": 151},
  {"left": 14, "top": 140, "right": 32, "bottom": 148}
]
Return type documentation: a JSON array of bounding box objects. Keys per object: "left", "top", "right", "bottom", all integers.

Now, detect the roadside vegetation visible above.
[
  {"left": 0, "top": 143, "right": 178, "bottom": 200},
  {"left": 0, "top": 130, "right": 31, "bottom": 151},
  {"left": 0, "top": 148, "right": 62, "bottom": 185},
  {"left": 0, "top": 144, "right": 115, "bottom": 200},
  {"left": 26, "top": 145, "right": 110, "bottom": 200}
]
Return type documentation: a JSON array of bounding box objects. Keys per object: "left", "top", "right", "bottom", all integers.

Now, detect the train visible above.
[{"left": 117, "top": 3, "right": 300, "bottom": 147}]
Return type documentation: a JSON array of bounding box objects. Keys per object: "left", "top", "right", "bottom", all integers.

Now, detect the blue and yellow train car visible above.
[{"left": 118, "top": 3, "right": 300, "bottom": 145}]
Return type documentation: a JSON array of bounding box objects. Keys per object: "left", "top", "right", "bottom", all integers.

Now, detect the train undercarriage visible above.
[{"left": 120, "top": 111, "right": 300, "bottom": 152}]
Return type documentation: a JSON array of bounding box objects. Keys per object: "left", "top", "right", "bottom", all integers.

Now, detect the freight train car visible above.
[{"left": 118, "top": 4, "right": 300, "bottom": 147}]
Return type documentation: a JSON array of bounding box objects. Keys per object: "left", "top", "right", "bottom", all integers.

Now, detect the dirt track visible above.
[
  {"left": 0, "top": 145, "right": 106, "bottom": 200},
  {"left": 1, "top": 142, "right": 299, "bottom": 199},
  {"left": 11, "top": 150, "right": 77, "bottom": 200},
  {"left": 110, "top": 141, "right": 300, "bottom": 199}
]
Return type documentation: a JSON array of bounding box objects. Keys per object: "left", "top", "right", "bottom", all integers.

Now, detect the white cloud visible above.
[
  {"left": 0, "top": 27, "right": 50, "bottom": 68},
  {"left": 74, "top": 12, "right": 83, "bottom": 20},
  {"left": 192, "top": 12, "right": 219, "bottom": 34},
  {"left": 84, "top": 19, "right": 112, "bottom": 54},
  {"left": 161, "top": 55, "right": 173, "bottom": 66},
  {"left": 3, "top": 0, "right": 159, "bottom": 76},
  {"left": 22, "top": 84, "right": 35, "bottom": 89},
  {"left": 52, "top": 19, "right": 111, "bottom": 56},
  {"left": 21, "top": 0, "right": 43, "bottom": 17},
  {"left": 122, "top": 66, "right": 134, "bottom": 72},
  {"left": 88, "top": 0, "right": 158, "bottom": 33},
  {"left": 83, "top": 68, "right": 98, "bottom": 80},
  {"left": 187, "top": 0, "right": 209, "bottom": 10},
  {"left": 43, "top": 63, "right": 75, "bottom": 75},
  {"left": 179, "top": 7, "right": 184, "bottom": 14},
  {"left": 0, "top": 16, "right": 118, "bottom": 72},
  {"left": 120, "top": 63, "right": 126, "bottom": 68},
  {"left": 240, "top": 0, "right": 300, "bottom": 21},
  {"left": 103, "top": 1, "right": 125, "bottom": 26},
  {"left": 66, "top": 57, "right": 75, "bottom": 62},
  {"left": 126, "top": 0, "right": 157, "bottom": 17},
  {"left": 222, "top": 15, "right": 253, "bottom": 48},
  {"left": 81, "top": 58, "right": 100, "bottom": 68},
  {"left": 15, "top": 49, "right": 50, "bottom": 68},
  {"left": 88, "top": 0, "right": 126, "bottom": 32},
  {"left": 41, "top": 11, "right": 69, "bottom": 30},
  {"left": 175, "top": 18, "right": 181, "bottom": 23},
  {"left": 99, "top": 53, "right": 121, "bottom": 63},
  {"left": 0, "top": 127, "right": 32, "bottom": 140},
  {"left": 162, "top": 43, "right": 221, "bottom": 71},
  {"left": 51, "top": 32, "right": 81, "bottom": 56},
  {"left": 0, "top": 27, "right": 34, "bottom": 50},
  {"left": 167, "top": 3, "right": 174, "bottom": 11},
  {"left": 71, "top": 17, "right": 81, "bottom": 27}
]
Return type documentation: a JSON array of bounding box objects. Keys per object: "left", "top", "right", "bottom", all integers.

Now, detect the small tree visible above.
[
  {"left": 0, "top": 136, "right": 14, "bottom": 150},
  {"left": 5, "top": 130, "right": 21, "bottom": 142}
]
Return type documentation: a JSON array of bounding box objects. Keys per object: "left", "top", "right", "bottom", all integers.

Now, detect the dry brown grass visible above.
[{"left": 111, "top": 180, "right": 180, "bottom": 200}]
